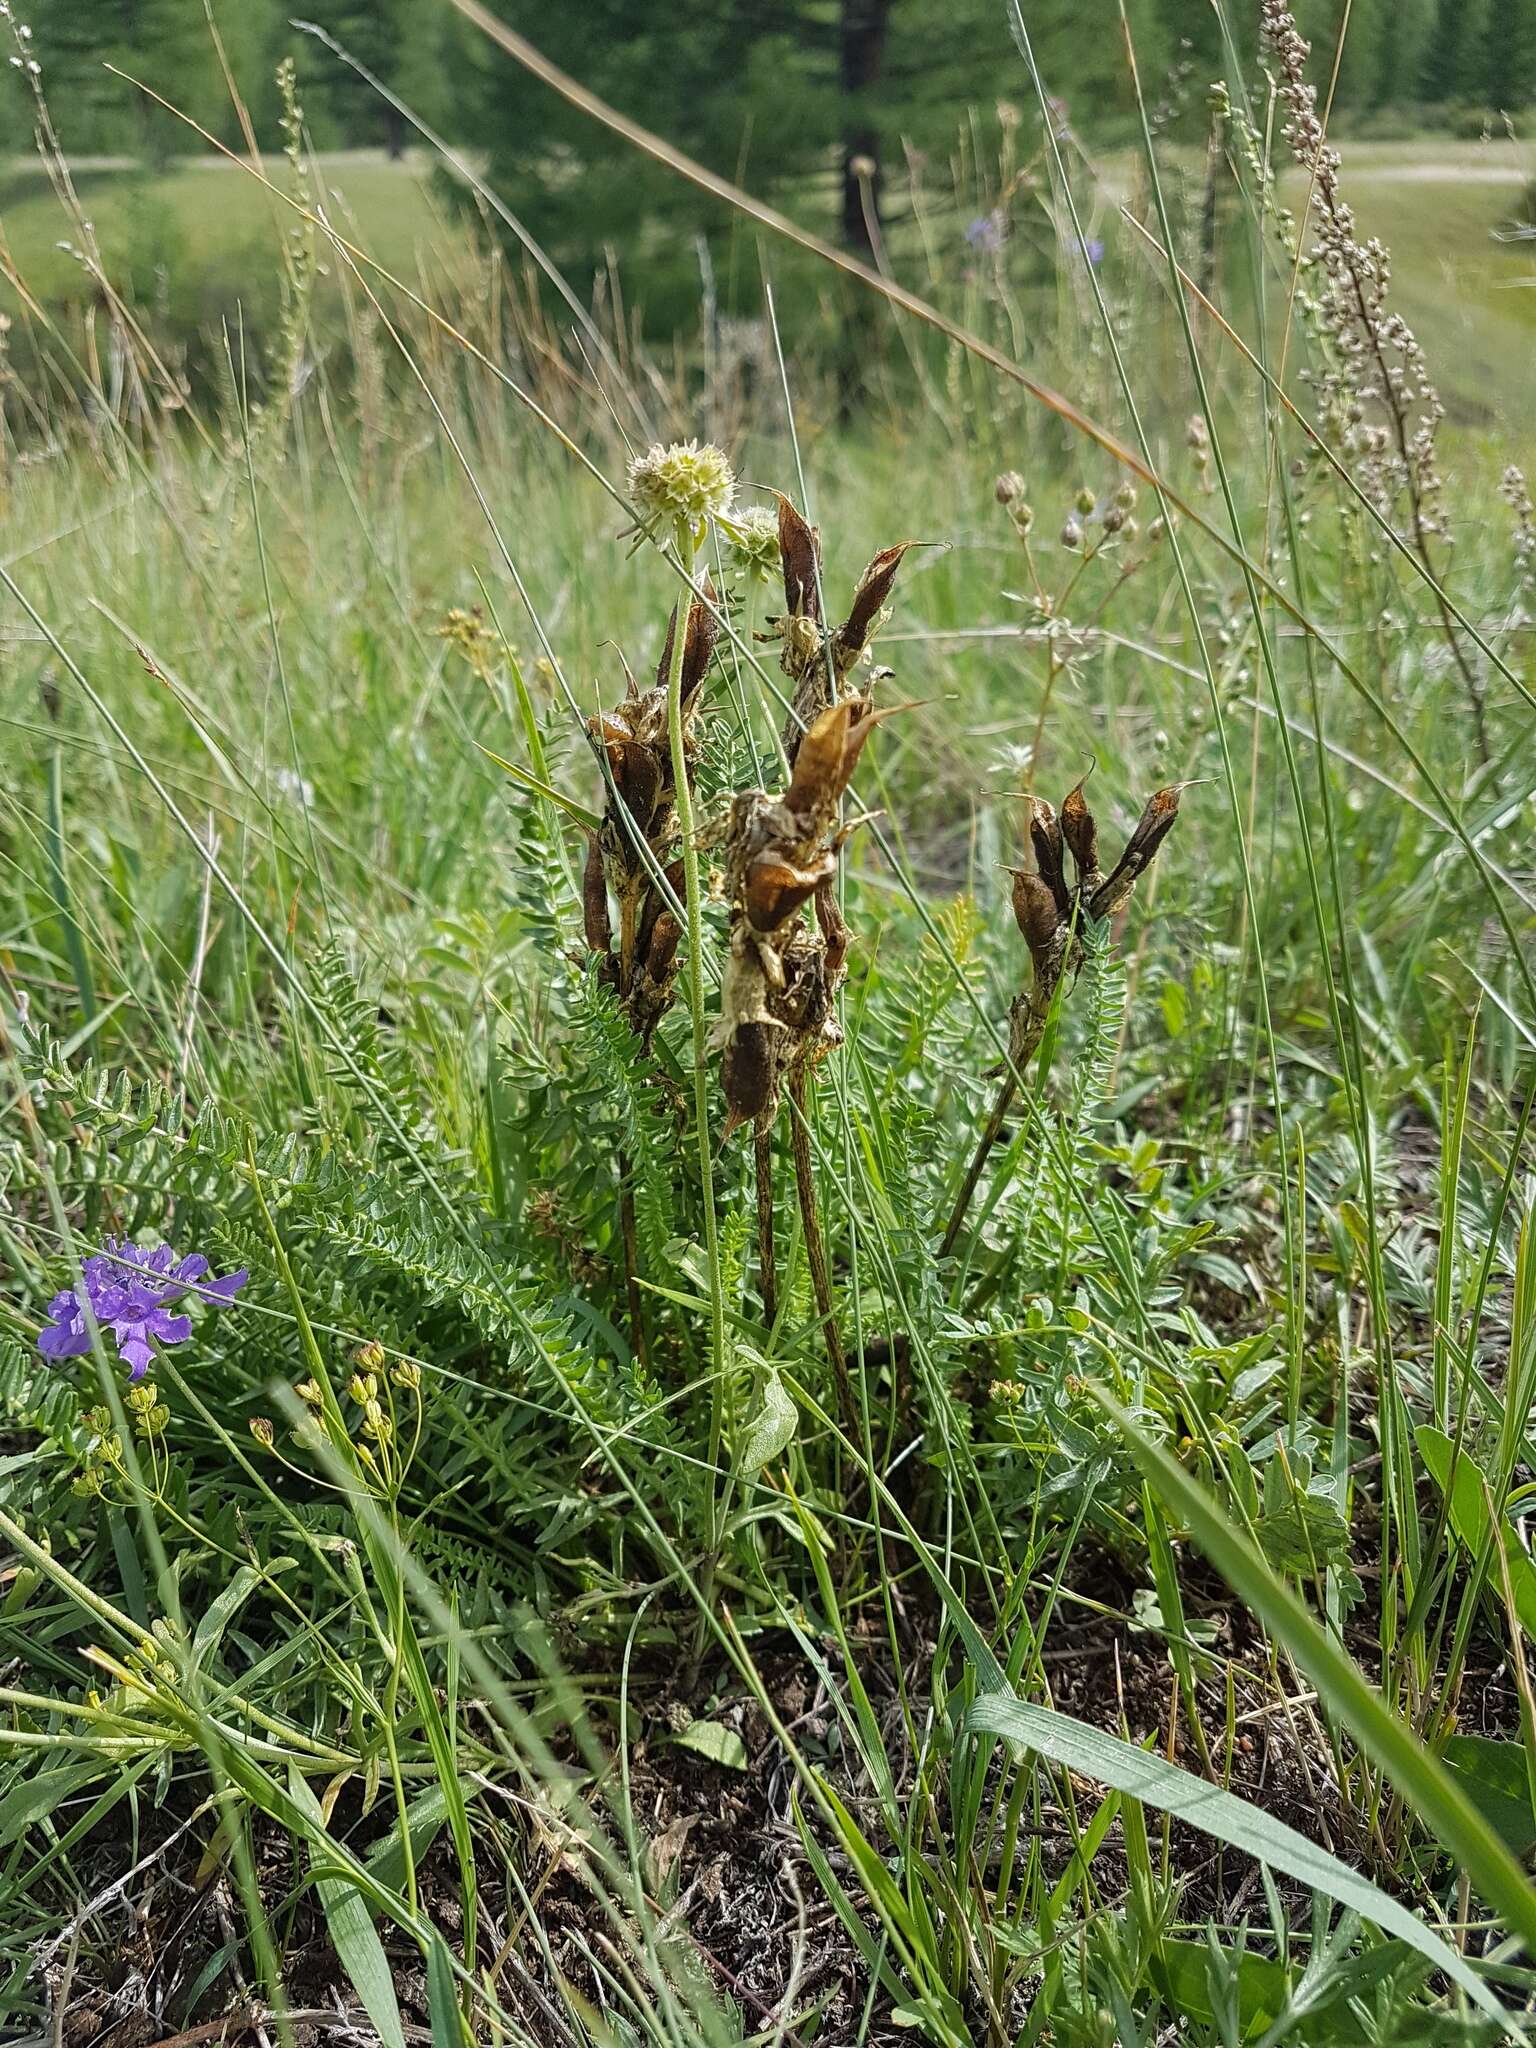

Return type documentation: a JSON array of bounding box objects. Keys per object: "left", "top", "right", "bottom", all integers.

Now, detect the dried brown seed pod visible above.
[
  {"left": 582, "top": 834, "right": 612, "bottom": 957},
  {"left": 1060, "top": 778, "right": 1099, "bottom": 880},
  {"left": 655, "top": 581, "right": 722, "bottom": 709},
  {"left": 721, "top": 1021, "right": 778, "bottom": 1134},
  {"left": 644, "top": 907, "right": 681, "bottom": 980},
  {"left": 1010, "top": 868, "right": 1062, "bottom": 971},
  {"left": 1090, "top": 784, "right": 1183, "bottom": 920},
  {"left": 784, "top": 697, "right": 905, "bottom": 829},
  {"left": 838, "top": 542, "right": 912, "bottom": 671},
  {"left": 777, "top": 494, "right": 823, "bottom": 621},
  {"left": 1028, "top": 796, "right": 1069, "bottom": 914},
  {"left": 743, "top": 852, "right": 837, "bottom": 935}
]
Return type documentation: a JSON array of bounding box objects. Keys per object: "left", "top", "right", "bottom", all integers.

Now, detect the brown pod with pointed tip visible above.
[
  {"left": 840, "top": 542, "right": 911, "bottom": 662},
  {"left": 723, "top": 1022, "right": 776, "bottom": 1128},
  {"left": 1028, "top": 797, "right": 1068, "bottom": 914},
  {"left": 785, "top": 700, "right": 855, "bottom": 816},
  {"left": 1011, "top": 869, "right": 1062, "bottom": 972},
  {"left": 777, "top": 495, "right": 823, "bottom": 621},
  {"left": 582, "top": 835, "right": 612, "bottom": 957},
  {"left": 1060, "top": 780, "right": 1098, "bottom": 879},
  {"left": 654, "top": 581, "right": 720, "bottom": 705},
  {"left": 1090, "top": 785, "right": 1183, "bottom": 918}
]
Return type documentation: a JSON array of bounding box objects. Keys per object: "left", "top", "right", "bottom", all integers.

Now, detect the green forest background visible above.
[{"left": 6, "top": 0, "right": 1535, "bottom": 231}]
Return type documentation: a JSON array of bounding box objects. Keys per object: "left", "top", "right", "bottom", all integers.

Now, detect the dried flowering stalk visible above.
[
  {"left": 940, "top": 778, "right": 1183, "bottom": 1259},
  {"left": 581, "top": 583, "right": 721, "bottom": 1363},
  {"left": 718, "top": 500, "right": 910, "bottom": 1420},
  {"left": 719, "top": 696, "right": 897, "bottom": 1419},
  {"left": 1257, "top": 0, "right": 1489, "bottom": 761}
]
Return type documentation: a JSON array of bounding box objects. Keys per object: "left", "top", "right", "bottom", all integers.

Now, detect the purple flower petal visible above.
[
  {"left": 119, "top": 1335, "right": 154, "bottom": 1380},
  {"left": 37, "top": 1317, "right": 91, "bottom": 1359},
  {"left": 198, "top": 1269, "right": 248, "bottom": 1304},
  {"left": 40, "top": 1239, "right": 248, "bottom": 1377}
]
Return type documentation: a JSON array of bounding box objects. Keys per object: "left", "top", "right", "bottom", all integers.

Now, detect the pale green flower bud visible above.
[
  {"left": 628, "top": 440, "right": 736, "bottom": 535},
  {"left": 725, "top": 505, "right": 779, "bottom": 581}
]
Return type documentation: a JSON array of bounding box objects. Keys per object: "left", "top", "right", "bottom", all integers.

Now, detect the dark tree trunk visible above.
[
  {"left": 839, "top": 0, "right": 894, "bottom": 259},
  {"left": 837, "top": 0, "right": 894, "bottom": 414}
]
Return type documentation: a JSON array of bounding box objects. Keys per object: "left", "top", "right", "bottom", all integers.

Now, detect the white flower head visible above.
[{"left": 627, "top": 439, "right": 735, "bottom": 539}]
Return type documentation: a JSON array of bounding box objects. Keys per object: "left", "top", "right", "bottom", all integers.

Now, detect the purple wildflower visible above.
[
  {"left": 965, "top": 213, "right": 1004, "bottom": 255},
  {"left": 1083, "top": 237, "right": 1105, "bottom": 268},
  {"left": 37, "top": 1239, "right": 247, "bottom": 1380}
]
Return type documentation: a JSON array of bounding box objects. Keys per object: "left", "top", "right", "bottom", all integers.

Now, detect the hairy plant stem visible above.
[
  {"left": 788, "top": 1066, "right": 855, "bottom": 1436},
  {"left": 617, "top": 1156, "right": 647, "bottom": 1370},
  {"left": 940, "top": 1072, "right": 1020, "bottom": 1262},
  {"left": 664, "top": 520, "right": 728, "bottom": 1563},
  {"left": 754, "top": 1123, "right": 777, "bottom": 1326},
  {"left": 939, "top": 963, "right": 1061, "bottom": 1259}
]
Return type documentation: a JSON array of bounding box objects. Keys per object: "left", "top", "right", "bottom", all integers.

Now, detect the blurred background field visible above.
[{"left": 5, "top": 133, "right": 1534, "bottom": 446}]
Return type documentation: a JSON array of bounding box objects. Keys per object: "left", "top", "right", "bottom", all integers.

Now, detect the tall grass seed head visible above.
[{"left": 628, "top": 439, "right": 736, "bottom": 541}]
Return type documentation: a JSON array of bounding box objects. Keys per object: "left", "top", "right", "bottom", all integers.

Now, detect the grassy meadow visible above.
[{"left": 3, "top": 22, "right": 1536, "bottom": 2048}]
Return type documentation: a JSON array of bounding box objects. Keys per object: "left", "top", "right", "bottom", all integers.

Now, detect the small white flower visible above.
[{"left": 627, "top": 439, "right": 735, "bottom": 536}]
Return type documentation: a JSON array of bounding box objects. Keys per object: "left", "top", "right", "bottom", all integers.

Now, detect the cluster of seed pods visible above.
[
  {"left": 717, "top": 498, "right": 910, "bottom": 1139},
  {"left": 1008, "top": 777, "right": 1184, "bottom": 1065},
  {"left": 582, "top": 588, "right": 720, "bottom": 1045}
]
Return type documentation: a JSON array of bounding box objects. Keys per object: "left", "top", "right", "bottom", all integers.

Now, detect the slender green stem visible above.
[{"left": 663, "top": 519, "right": 729, "bottom": 1570}]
